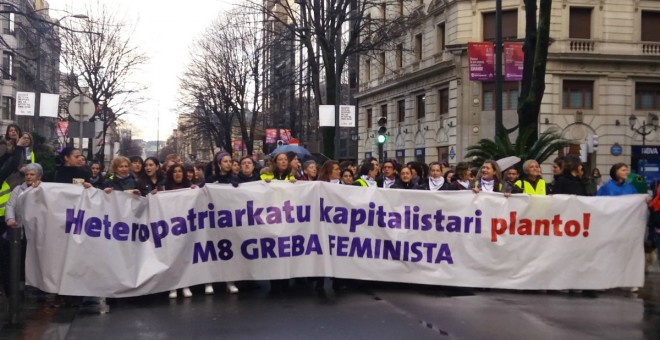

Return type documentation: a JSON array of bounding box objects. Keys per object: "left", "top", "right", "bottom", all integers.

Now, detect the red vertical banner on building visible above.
[
  {"left": 504, "top": 42, "right": 524, "bottom": 81},
  {"left": 232, "top": 140, "right": 244, "bottom": 152},
  {"left": 468, "top": 42, "right": 495, "bottom": 81},
  {"left": 265, "top": 129, "right": 277, "bottom": 144}
]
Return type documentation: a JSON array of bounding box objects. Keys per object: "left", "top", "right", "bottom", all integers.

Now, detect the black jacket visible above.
[
  {"left": 391, "top": 179, "right": 418, "bottom": 189},
  {"left": 205, "top": 173, "right": 239, "bottom": 187},
  {"left": 552, "top": 173, "right": 588, "bottom": 196},
  {"left": 105, "top": 175, "right": 139, "bottom": 191},
  {"left": 417, "top": 177, "right": 451, "bottom": 191},
  {"left": 50, "top": 166, "right": 91, "bottom": 184},
  {"left": 237, "top": 172, "right": 260, "bottom": 183}
]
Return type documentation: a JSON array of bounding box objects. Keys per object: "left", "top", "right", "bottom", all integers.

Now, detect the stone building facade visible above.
[{"left": 356, "top": 0, "right": 660, "bottom": 181}]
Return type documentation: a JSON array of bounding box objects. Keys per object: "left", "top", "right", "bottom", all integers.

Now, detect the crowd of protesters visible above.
[{"left": 0, "top": 123, "right": 659, "bottom": 301}]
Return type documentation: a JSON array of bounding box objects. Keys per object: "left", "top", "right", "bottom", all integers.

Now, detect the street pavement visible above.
[{"left": 2, "top": 266, "right": 660, "bottom": 339}]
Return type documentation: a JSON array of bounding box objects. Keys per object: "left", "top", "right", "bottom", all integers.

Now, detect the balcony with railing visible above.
[
  {"left": 568, "top": 39, "right": 595, "bottom": 52},
  {"left": 642, "top": 42, "right": 660, "bottom": 55}
]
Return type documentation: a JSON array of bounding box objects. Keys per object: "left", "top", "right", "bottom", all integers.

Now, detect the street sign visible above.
[{"left": 68, "top": 95, "right": 95, "bottom": 121}]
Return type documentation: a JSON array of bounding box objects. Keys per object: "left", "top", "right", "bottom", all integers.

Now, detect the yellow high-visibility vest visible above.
[
  {"left": 0, "top": 181, "right": 11, "bottom": 216},
  {"left": 515, "top": 179, "right": 547, "bottom": 195}
]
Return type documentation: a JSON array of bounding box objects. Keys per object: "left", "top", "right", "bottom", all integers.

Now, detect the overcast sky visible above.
[{"left": 47, "top": 0, "right": 241, "bottom": 141}]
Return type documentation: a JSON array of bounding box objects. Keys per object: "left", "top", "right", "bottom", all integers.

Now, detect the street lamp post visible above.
[{"left": 629, "top": 113, "right": 659, "bottom": 181}]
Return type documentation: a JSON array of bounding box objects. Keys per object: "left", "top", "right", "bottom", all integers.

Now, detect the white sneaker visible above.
[
  {"left": 205, "top": 284, "right": 214, "bottom": 295},
  {"left": 226, "top": 282, "right": 239, "bottom": 294},
  {"left": 630, "top": 287, "right": 639, "bottom": 293},
  {"left": 169, "top": 290, "right": 177, "bottom": 299},
  {"left": 182, "top": 287, "right": 193, "bottom": 297}
]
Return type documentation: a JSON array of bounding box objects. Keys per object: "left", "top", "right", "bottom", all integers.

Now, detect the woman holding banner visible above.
[
  {"left": 418, "top": 162, "right": 450, "bottom": 191},
  {"left": 260, "top": 152, "right": 296, "bottom": 294},
  {"left": 157, "top": 164, "right": 218, "bottom": 298},
  {"left": 137, "top": 157, "right": 163, "bottom": 195},
  {"left": 514, "top": 160, "right": 546, "bottom": 195},
  {"left": 392, "top": 166, "right": 418, "bottom": 190},
  {"left": 260, "top": 152, "right": 296, "bottom": 182},
  {"left": 353, "top": 162, "right": 379, "bottom": 187},
  {"left": 471, "top": 160, "right": 503, "bottom": 193},
  {"left": 451, "top": 162, "right": 472, "bottom": 190}
]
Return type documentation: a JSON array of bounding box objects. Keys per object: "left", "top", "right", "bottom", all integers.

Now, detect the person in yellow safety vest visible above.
[
  {"left": 19, "top": 133, "right": 35, "bottom": 164},
  {"left": 514, "top": 159, "right": 547, "bottom": 195},
  {"left": 260, "top": 152, "right": 296, "bottom": 182},
  {"left": 353, "top": 162, "right": 379, "bottom": 187}
]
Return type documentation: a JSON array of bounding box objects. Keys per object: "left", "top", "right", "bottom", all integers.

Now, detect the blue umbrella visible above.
[{"left": 270, "top": 144, "right": 312, "bottom": 159}]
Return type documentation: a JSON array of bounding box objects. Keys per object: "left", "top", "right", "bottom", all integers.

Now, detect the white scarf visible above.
[
  {"left": 383, "top": 177, "right": 396, "bottom": 188},
  {"left": 428, "top": 177, "right": 445, "bottom": 191},
  {"left": 457, "top": 179, "right": 470, "bottom": 189},
  {"left": 480, "top": 178, "right": 495, "bottom": 192},
  {"left": 360, "top": 175, "right": 376, "bottom": 187}
]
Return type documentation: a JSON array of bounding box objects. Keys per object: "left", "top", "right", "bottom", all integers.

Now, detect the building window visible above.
[
  {"left": 397, "top": 0, "right": 404, "bottom": 16},
  {"left": 438, "top": 88, "right": 449, "bottom": 115},
  {"left": 436, "top": 23, "right": 445, "bottom": 54},
  {"left": 1, "top": 96, "right": 13, "bottom": 120},
  {"left": 381, "top": 104, "right": 388, "bottom": 121},
  {"left": 379, "top": 52, "right": 385, "bottom": 75},
  {"left": 416, "top": 94, "right": 426, "bottom": 119},
  {"left": 636, "top": 83, "right": 660, "bottom": 110},
  {"left": 2, "top": 52, "right": 13, "bottom": 80},
  {"left": 482, "top": 82, "right": 519, "bottom": 110},
  {"left": 2, "top": 7, "right": 15, "bottom": 35},
  {"left": 414, "top": 33, "right": 423, "bottom": 60},
  {"left": 483, "top": 9, "right": 518, "bottom": 41},
  {"left": 364, "top": 59, "right": 371, "bottom": 82},
  {"left": 569, "top": 7, "right": 592, "bottom": 39},
  {"left": 396, "top": 44, "right": 403, "bottom": 69},
  {"left": 562, "top": 80, "right": 593, "bottom": 109},
  {"left": 642, "top": 11, "right": 660, "bottom": 42},
  {"left": 367, "top": 108, "right": 373, "bottom": 128},
  {"left": 397, "top": 99, "right": 405, "bottom": 123},
  {"left": 380, "top": 3, "right": 386, "bottom": 21}
]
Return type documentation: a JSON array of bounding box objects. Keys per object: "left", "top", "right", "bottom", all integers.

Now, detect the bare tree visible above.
[
  {"left": 248, "top": 0, "right": 420, "bottom": 158},
  {"left": 179, "top": 7, "right": 264, "bottom": 155},
  {"left": 58, "top": 2, "right": 148, "bottom": 164}
]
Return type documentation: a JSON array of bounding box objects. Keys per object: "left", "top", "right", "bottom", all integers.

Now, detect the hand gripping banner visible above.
[{"left": 18, "top": 182, "right": 647, "bottom": 297}]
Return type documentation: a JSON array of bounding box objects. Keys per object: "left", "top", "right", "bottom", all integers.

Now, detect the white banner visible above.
[
  {"left": 15, "top": 91, "right": 35, "bottom": 116},
  {"left": 318, "top": 105, "right": 335, "bottom": 127},
  {"left": 339, "top": 105, "right": 355, "bottom": 127},
  {"left": 18, "top": 182, "right": 647, "bottom": 297},
  {"left": 39, "top": 93, "right": 61, "bottom": 118}
]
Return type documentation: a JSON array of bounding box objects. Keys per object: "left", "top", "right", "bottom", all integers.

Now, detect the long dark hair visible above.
[
  {"left": 163, "top": 164, "right": 191, "bottom": 190},
  {"left": 272, "top": 152, "right": 293, "bottom": 179},
  {"left": 141, "top": 156, "right": 162, "bottom": 182},
  {"left": 5, "top": 124, "right": 21, "bottom": 141}
]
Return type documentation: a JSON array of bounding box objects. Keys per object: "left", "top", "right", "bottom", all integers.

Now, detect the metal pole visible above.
[
  {"left": 78, "top": 92, "right": 84, "bottom": 150},
  {"left": 34, "top": 33, "right": 42, "bottom": 136},
  {"left": 8, "top": 227, "right": 22, "bottom": 324},
  {"left": 334, "top": 25, "right": 341, "bottom": 160},
  {"left": 495, "top": 0, "right": 503, "bottom": 137},
  {"left": 642, "top": 123, "right": 646, "bottom": 180}
]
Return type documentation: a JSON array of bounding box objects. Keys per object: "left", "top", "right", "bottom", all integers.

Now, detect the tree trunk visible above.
[{"left": 518, "top": 0, "right": 552, "bottom": 148}]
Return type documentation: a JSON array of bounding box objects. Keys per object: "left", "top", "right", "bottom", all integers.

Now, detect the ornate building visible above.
[
  {"left": 357, "top": 0, "right": 660, "bottom": 181},
  {"left": 0, "top": 0, "right": 60, "bottom": 139}
]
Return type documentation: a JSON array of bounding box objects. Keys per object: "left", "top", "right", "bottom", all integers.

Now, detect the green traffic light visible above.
[{"left": 377, "top": 134, "right": 387, "bottom": 144}]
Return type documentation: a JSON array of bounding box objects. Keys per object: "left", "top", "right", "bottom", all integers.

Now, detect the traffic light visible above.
[{"left": 377, "top": 117, "right": 387, "bottom": 144}]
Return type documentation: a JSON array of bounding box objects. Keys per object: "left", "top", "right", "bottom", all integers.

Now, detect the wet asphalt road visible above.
[{"left": 2, "top": 269, "right": 660, "bottom": 340}]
